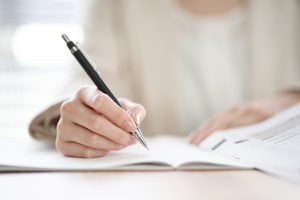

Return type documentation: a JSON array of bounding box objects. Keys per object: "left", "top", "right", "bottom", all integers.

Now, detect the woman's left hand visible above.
[{"left": 189, "top": 92, "right": 300, "bottom": 145}]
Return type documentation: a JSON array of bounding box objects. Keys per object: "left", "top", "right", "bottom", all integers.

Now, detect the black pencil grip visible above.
[{"left": 72, "top": 50, "right": 121, "bottom": 107}]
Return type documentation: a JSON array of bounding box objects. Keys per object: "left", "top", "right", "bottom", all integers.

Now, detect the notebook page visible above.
[
  {"left": 0, "top": 136, "right": 168, "bottom": 171},
  {"left": 0, "top": 135, "right": 248, "bottom": 171},
  {"left": 146, "top": 136, "right": 250, "bottom": 168}
]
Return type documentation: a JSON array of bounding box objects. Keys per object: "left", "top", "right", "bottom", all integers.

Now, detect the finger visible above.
[
  {"left": 189, "top": 104, "right": 272, "bottom": 145},
  {"left": 118, "top": 98, "right": 131, "bottom": 111},
  {"left": 227, "top": 107, "right": 267, "bottom": 127},
  {"left": 78, "top": 87, "right": 137, "bottom": 133},
  {"left": 189, "top": 116, "right": 220, "bottom": 144},
  {"left": 122, "top": 103, "right": 146, "bottom": 126},
  {"left": 61, "top": 101, "right": 132, "bottom": 146},
  {"left": 190, "top": 108, "right": 249, "bottom": 145},
  {"left": 56, "top": 141, "right": 108, "bottom": 158},
  {"left": 190, "top": 114, "right": 232, "bottom": 145},
  {"left": 222, "top": 105, "right": 262, "bottom": 128},
  {"left": 211, "top": 106, "right": 256, "bottom": 129},
  {"left": 189, "top": 120, "right": 215, "bottom": 145},
  {"left": 189, "top": 129, "right": 210, "bottom": 145},
  {"left": 60, "top": 122, "right": 125, "bottom": 150}
]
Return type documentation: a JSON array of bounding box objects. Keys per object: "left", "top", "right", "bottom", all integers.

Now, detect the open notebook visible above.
[{"left": 0, "top": 136, "right": 251, "bottom": 171}]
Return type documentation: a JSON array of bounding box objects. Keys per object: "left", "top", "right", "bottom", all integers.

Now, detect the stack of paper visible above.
[{"left": 201, "top": 103, "right": 300, "bottom": 184}]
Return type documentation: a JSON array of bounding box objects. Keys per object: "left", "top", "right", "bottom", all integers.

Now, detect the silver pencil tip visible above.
[
  {"left": 133, "top": 128, "right": 149, "bottom": 151},
  {"left": 139, "top": 139, "right": 149, "bottom": 151},
  {"left": 144, "top": 143, "right": 149, "bottom": 151}
]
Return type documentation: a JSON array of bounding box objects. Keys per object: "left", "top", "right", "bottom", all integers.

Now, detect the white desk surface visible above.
[{"left": 1, "top": 170, "right": 300, "bottom": 200}]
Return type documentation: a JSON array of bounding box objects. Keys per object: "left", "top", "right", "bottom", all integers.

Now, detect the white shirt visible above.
[
  {"left": 69, "top": 1, "right": 299, "bottom": 137},
  {"left": 172, "top": 5, "right": 249, "bottom": 132}
]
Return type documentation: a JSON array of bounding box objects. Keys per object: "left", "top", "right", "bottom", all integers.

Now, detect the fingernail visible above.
[
  {"left": 134, "top": 114, "right": 141, "bottom": 125},
  {"left": 123, "top": 120, "right": 136, "bottom": 132}
]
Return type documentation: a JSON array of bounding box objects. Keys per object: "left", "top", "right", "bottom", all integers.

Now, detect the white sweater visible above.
[{"left": 29, "top": 0, "right": 300, "bottom": 141}]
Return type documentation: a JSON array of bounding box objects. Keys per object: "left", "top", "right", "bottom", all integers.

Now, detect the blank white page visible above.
[{"left": 0, "top": 135, "right": 248, "bottom": 171}]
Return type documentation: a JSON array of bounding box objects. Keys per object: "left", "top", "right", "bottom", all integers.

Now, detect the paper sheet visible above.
[{"left": 201, "top": 103, "right": 300, "bottom": 183}]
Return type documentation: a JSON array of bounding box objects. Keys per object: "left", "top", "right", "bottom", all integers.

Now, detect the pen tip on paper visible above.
[
  {"left": 140, "top": 138, "right": 149, "bottom": 151},
  {"left": 139, "top": 137, "right": 149, "bottom": 151}
]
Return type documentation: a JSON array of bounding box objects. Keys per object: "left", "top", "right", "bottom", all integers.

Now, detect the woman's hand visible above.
[
  {"left": 189, "top": 92, "right": 300, "bottom": 145},
  {"left": 56, "top": 86, "right": 146, "bottom": 158}
]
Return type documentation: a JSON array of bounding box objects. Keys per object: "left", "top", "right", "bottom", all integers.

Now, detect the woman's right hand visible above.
[{"left": 56, "top": 86, "right": 146, "bottom": 158}]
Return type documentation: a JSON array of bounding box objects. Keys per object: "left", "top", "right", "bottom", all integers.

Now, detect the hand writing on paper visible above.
[
  {"left": 56, "top": 86, "right": 146, "bottom": 158},
  {"left": 189, "top": 92, "right": 300, "bottom": 145}
]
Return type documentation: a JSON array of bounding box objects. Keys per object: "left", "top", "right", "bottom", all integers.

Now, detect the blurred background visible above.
[
  {"left": 0, "top": 0, "right": 90, "bottom": 138},
  {"left": 1, "top": 0, "right": 299, "bottom": 140}
]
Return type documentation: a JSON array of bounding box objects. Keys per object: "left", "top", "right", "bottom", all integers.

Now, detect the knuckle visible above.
[
  {"left": 93, "top": 94, "right": 108, "bottom": 110},
  {"left": 115, "top": 110, "right": 128, "bottom": 123},
  {"left": 60, "top": 101, "right": 74, "bottom": 115},
  {"left": 76, "top": 106, "right": 85, "bottom": 116},
  {"left": 91, "top": 117, "right": 103, "bottom": 131},
  {"left": 76, "top": 86, "right": 89, "bottom": 97},
  {"left": 87, "top": 134, "right": 100, "bottom": 147}
]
